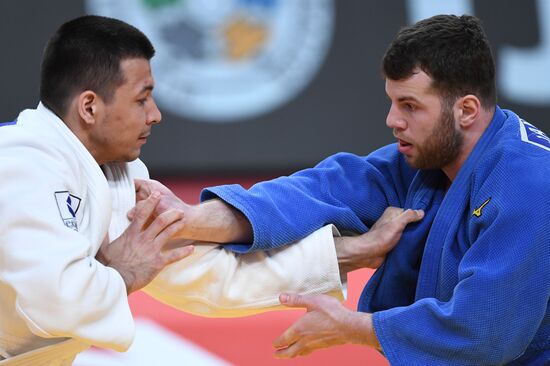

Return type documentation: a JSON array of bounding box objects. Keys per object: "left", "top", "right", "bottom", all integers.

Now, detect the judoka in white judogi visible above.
[{"left": 0, "top": 104, "right": 344, "bottom": 365}]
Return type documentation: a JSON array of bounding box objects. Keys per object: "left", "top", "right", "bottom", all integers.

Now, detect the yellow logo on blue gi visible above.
[{"left": 472, "top": 197, "right": 491, "bottom": 217}]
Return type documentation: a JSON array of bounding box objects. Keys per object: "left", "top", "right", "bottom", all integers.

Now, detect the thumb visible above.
[
  {"left": 279, "top": 293, "right": 310, "bottom": 309},
  {"left": 163, "top": 245, "right": 195, "bottom": 265},
  {"left": 387, "top": 209, "right": 424, "bottom": 235},
  {"left": 399, "top": 208, "right": 424, "bottom": 226}
]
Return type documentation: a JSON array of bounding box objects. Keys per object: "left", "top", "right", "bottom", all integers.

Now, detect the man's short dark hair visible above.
[
  {"left": 40, "top": 15, "right": 155, "bottom": 117},
  {"left": 382, "top": 14, "right": 496, "bottom": 108}
]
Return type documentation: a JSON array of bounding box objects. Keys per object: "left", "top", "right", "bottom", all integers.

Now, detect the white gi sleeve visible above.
[
  {"left": 143, "top": 225, "right": 345, "bottom": 317},
  {"left": 0, "top": 153, "right": 134, "bottom": 352}
]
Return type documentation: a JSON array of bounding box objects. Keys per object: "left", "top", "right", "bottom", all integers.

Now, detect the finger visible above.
[
  {"left": 398, "top": 208, "right": 425, "bottom": 225},
  {"left": 134, "top": 179, "right": 152, "bottom": 202},
  {"left": 274, "top": 342, "right": 304, "bottom": 359},
  {"left": 134, "top": 178, "right": 149, "bottom": 193},
  {"left": 275, "top": 337, "right": 316, "bottom": 359},
  {"left": 279, "top": 292, "right": 310, "bottom": 309},
  {"left": 384, "top": 209, "right": 424, "bottom": 237},
  {"left": 273, "top": 324, "right": 300, "bottom": 350},
  {"left": 154, "top": 217, "right": 186, "bottom": 244},
  {"left": 144, "top": 209, "right": 184, "bottom": 239},
  {"left": 382, "top": 206, "right": 404, "bottom": 218},
  {"left": 162, "top": 245, "right": 195, "bottom": 265},
  {"left": 131, "top": 192, "right": 160, "bottom": 230},
  {"left": 127, "top": 206, "right": 137, "bottom": 221},
  {"left": 372, "top": 207, "right": 403, "bottom": 229}
]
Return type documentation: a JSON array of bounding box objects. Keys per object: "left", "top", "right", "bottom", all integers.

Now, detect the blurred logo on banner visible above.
[{"left": 86, "top": 0, "right": 335, "bottom": 123}]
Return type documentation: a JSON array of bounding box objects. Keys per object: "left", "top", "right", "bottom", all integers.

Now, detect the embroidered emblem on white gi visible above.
[
  {"left": 54, "top": 191, "right": 82, "bottom": 231},
  {"left": 472, "top": 197, "right": 491, "bottom": 218}
]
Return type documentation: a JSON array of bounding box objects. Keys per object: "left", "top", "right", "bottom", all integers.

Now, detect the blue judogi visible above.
[{"left": 202, "top": 107, "right": 550, "bottom": 365}]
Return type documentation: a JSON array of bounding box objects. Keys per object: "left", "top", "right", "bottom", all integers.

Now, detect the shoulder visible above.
[
  {"left": 475, "top": 110, "right": 550, "bottom": 186},
  {"left": 0, "top": 126, "right": 84, "bottom": 196},
  {"left": 0, "top": 132, "right": 70, "bottom": 175},
  {"left": 470, "top": 113, "right": 550, "bottom": 220},
  {"left": 495, "top": 109, "right": 550, "bottom": 160}
]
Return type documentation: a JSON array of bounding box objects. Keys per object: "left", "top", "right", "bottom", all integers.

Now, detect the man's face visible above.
[
  {"left": 385, "top": 70, "right": 463, "bottom": 170},
  {"left": 92, "top": 58, "right": 161, "bottom": 164}
]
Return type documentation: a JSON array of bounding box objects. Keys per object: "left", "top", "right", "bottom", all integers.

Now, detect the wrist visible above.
[
  {"left": 99, "top": 258, "right": 134, "bottom": 294},
  {"left": 345, "top": 311, "right": 380, "bottom": 350},
  {"left": 335, "top": 236, "right": 356, "bottom": 276},
  {"left": 117, "top": 268, "right": 136, "bottom": 294},
  {"left": 335, "top": 233, "right": 386, "bottom": 271},
  {"left": 95, "top": 249, "right": 109, "bottom": 266}
]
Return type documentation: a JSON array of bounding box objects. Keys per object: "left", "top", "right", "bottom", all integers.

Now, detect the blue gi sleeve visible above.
[
  {"left": 201, "top": 144, "right": 416, "bottom": 252},
  {"left": 373, "top": 148, "right": 550, "bottom": 365}
]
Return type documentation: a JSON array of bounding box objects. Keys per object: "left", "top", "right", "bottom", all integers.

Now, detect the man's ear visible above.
[
  {"left": 456, "top": 94, "right": 481, "bottom": 129},
  {"left": 77, "top": 91, "right": 102, "bottom": 126}
]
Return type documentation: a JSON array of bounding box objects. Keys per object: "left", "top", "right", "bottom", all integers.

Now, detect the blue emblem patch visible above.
[
  {"left": 54, "top": 191, "right": 82, "bottom": 231},
  {"left": 519, "top": 119, "right": 550, "bottom": 151}
]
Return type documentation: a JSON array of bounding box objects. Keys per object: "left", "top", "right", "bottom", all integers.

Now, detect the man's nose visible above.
[
  {"left": 148, "top": 98, "right": 162, "bottom": 125},
  {"left": 386, "top": 104, "right": 406, "bottom": 130}
]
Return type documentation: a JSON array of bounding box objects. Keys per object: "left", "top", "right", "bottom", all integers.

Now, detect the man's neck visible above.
[{"left": 442, "top": 107, "right": 496, "bottom": 182}]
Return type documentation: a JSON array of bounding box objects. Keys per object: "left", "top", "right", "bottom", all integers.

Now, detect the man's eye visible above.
[{"left": 404, "top": 103, "right": 416, "bottom": 111}]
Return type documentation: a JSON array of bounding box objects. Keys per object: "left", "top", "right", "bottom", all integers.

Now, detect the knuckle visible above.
[
  {"left": 405, "top": 209, "right": 419, "bottom": 220},
  {"left": 135, "top": 207, "right": 149, "bottom": 221},
  {"left": 385, "top": 206, "right": 403, "bottom": 214},
  {"left": 155, "top": 213, "right": 171, "bottom": 227},
  {"left": 171, "top": 209, "right": 184, "bottom": 220},
  {"left": 293, "top": 324, "right": 306, "bottom": 334}
]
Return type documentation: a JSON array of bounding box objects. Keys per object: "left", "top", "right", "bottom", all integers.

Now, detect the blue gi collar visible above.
[{"left": 415, "top": 106, "right": 507, "bottom": 299}]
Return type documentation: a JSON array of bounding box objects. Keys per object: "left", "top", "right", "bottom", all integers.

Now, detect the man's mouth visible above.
[
  {"left": 397, "top": 138, "right": 413, "bottom": 154},
  {"left": 138, "top": 133, "right": 150, "bottom": 144}
]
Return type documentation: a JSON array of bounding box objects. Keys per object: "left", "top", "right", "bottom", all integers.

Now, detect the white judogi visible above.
[{"left": 0, "top": 104, "right": 344, "bottom": 365}]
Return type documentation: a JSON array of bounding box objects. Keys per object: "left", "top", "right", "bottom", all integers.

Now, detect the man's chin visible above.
[
  {"left": 404, "top": 155, "right": 430, "bottom": 170},
  {"left": 403, "top": 155, "right": 418, "bottom": 168},
  {"left": 116, "top": 151, "right": 141, "bottom": 163},
  {"left": 127, "top": 153, "right": 141, "bottom": 162}
]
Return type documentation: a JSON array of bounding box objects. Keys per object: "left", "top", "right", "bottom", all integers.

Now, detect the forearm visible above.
[
  {"left": 177, "top": 199, "right": 253, "bottom": 243},
  {"left": 335, "top": 236, "right": 373, "bottom": 275},
  {"left": 334, "top": 235, "right": 387, "bottom": 275}
]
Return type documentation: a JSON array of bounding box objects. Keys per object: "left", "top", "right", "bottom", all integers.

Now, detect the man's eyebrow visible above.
[
  {"left": 385, "top": 94, "right": 421, "bottom": 103},
  {"left": 396, "top": 95, "right": 420, "bottom": 103},
  {"left": 397, "top": 95, "right": 418, "bottom": 102},
  {"left": 139, "top": 85, "right": 154, "bottom": 94}
]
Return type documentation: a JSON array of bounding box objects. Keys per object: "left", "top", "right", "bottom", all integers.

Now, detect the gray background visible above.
[{"left": 1, "top": 0, "right": 548, "bottom": 176}]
